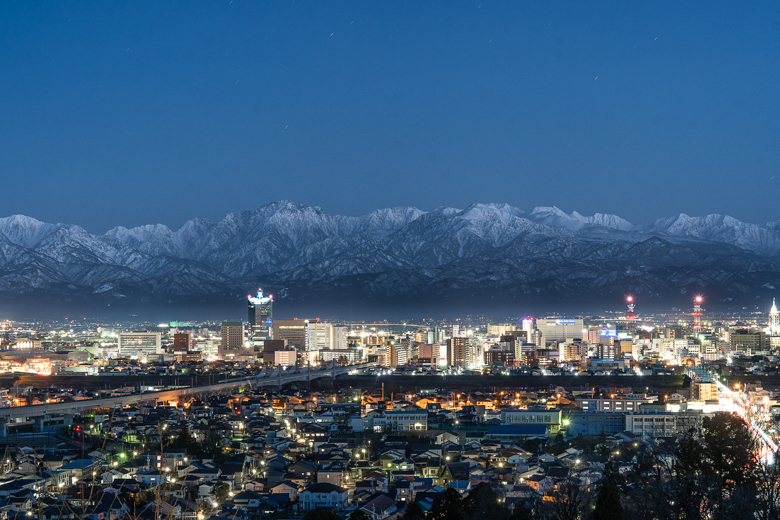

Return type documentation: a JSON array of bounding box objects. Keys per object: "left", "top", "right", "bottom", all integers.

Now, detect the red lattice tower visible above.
[
  {"left": 693, "top": 296, "right": 703, "bottom": 333},
  {"left": 626, "top": 295, "right": 636, "bottom": 330}
]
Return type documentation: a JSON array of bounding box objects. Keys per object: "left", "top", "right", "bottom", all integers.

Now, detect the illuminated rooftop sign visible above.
[{"left": 248, "top": 289, "right": 273, "bottom": 305}]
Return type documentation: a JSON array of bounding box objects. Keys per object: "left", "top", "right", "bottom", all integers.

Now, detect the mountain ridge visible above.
[{"left": 1, "top": 201, "right": 780, "bottom": 316}]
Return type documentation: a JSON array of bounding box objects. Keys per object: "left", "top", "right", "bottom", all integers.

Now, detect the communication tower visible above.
[
  {"left": 626, "top": 296, "right": 636, "bottom": 330},
  {"left": 693, "top": 296, "right": 703, "bottom": 334}
]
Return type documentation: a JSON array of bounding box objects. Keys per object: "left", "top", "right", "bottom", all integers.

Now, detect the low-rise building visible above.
[
  {"left": 384, "top": 409, "right": 427, "bottom": 431},
  {"left": 298, "top": 482, "right": 348, "bottom": 511}
]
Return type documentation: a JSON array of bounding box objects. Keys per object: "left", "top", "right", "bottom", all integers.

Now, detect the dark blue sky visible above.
[{"left": 2, "top": 1, "right": 779, "bottom": 232}]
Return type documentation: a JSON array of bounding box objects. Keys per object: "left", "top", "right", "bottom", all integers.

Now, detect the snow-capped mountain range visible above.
[{"left": 2, "top": 201, "right": 780, "bottom": 311}]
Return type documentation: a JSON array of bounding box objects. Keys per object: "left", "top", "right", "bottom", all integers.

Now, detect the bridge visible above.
[{"left": 0, "top": 362, "right": 376, "bottom": 436}]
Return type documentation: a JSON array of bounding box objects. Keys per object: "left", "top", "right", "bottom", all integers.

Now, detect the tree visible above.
[
  {"left": 168, "top": 427, "right": 198, "bottom": 454},
  {"left": 538, "top": 480, "right": 591, "bottom": 520},
  {"left": 428, "top": 487, "right": 466, "bottom": 520},
  {"left": 593, "top": 479, "right": 624, "bottom": 520},
  {"left": 701, "top": 412, "right": 757, "bottom": 486},
  {"left": 521, "top": 439, "right": 539, "bottom": 454},
  {"left": 302, "top": 508, "right": 341, "bottom": 520},
  {"left": 401, "top": 501, "right": 425, "bottom": 520},
  {"left": 462, "top": 482, "right": 508, "bottom": 520},
  {"left": 214, "top": 481, "right": 229, "bottom": 503},
  {"left": 509, "top": 500, "right": 536, "bottom": 520},
  {"left": 349, "top": 509, "right": 371, "bottom": 520}
]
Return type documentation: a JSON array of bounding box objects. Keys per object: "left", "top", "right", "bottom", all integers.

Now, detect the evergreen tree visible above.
[
  {"left": 348, "top": 509, "right": 371, "bottom": 520},
  {"left": 702, "top": 412, "right": 757, "bottom": 486},
  {"left": 509, "top": 501, "right": 535, "bottom": 520},
  {"left": 401, "top": 501, "right": 425, "bottom": 520},
  {"left": 462, "top": 482, "right": 508, "bottom": 520},
  {"left": 302, "top": 508, "right": 341, "bottom": 520},
  {"left": 428, "top": 487, "right": 466, "bottom": 520},
  {"left": 593, "top": 479, "right": 624, "bottom": 520}
]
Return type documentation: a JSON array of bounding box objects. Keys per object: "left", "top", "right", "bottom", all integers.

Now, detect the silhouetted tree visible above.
[
  {"left": 593, "top": 479, "right": 624, "bottom": 520},
  {"left": 348, "top": 509, "right": 371, "bottom": 520},
  {"left": 538, "top": 480, "right": 591, "bottom": 520},
  {"left": 702, "top": 412, "right": 757, "bottom": 486},
  {"left": 401, "top": 501, "right": 425, "bottom": 520},
  {"left": 463, "top": 482, "right": 508, "bottom": 520},
  {"left": 428, "top": 487, "right": 466, "bottom": 520},
  {"left": 302, "top": 508, "right": 341, "bottom": 520}
]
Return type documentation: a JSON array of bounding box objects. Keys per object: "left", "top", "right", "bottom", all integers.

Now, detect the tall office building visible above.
[
  {"left": 220, "top": 322, "right": 245, "bottom": 360},
  {"left": 333, "top": 326, "right": 349, "bottom": 350},
  {"left": 536, "top": 318, "right": 584, "bottom": 344},
  {"left": 521, "top": 318, "right": 535, "bottom": 342},
  {"left": 306, "top": 321, "right": 334, "bottom": 351},
  {"left": 248, "top": 290, "right": 273, "bottom": 340},
  {"left": 447, "top": 337, "right": 468, "bottom": 368},
  {"left": 273, "top": 319, "right": 311, "bottom": 350},
  {"left": 118, "top": 332, "right": 162, "bottom": 361},
  {"left": 388, "top": 343, "right": 410, "bottom": 368},
  {"left": 488, "top": 324, "right": 516, "bottom": 335},
  {"left": 172, "top": 333, "right": 191, "bottom": 352},
  {"left": 729, "top": 330, "right": 771, "bottom": 355}
]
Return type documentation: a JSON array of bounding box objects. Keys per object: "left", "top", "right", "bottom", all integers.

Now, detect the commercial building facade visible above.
[
  {"left": 118, "top": 332, "right": 162, "bottom": 361},
  {"left": 536, "top": 319, "right": 584, "bottom": 344},
  {"left": 447, "top": 337, "right": 468, "bottom": 368},
  {"left": 219, "top": 322, "right": 244, "bottom": 360},
  {"left": 248, "top": 290, "right": 273, "bottom": 340},
  {"left": 273, "top": 319, "right": 310, "bottom": 350}
]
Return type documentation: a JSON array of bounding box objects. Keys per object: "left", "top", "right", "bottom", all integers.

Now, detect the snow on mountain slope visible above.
[
  {"left": 2, "top": 201, "right": 780, "bottom": 304},
  {"left": 0, "top": 215, "right": 61, "bottom": 248},
  {"left": 647, "top": 213, "right": 780, "bottom": 256},
  {"left": 529, "top": 206, "right": 634, "bottom": 231}
]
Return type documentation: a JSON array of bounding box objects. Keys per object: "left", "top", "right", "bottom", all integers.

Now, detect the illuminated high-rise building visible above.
[
  {"left": 248, "top": 289, "right": 273, "bottom": 340},
  {"left": 446, "top": 337, "right": 468, "bottom": 368},
  {"left": 306, "top": 321, "right": 334, "bottom": 351},
  {"left": 769, "top": 299, "right": 780, "bottom": 337}
]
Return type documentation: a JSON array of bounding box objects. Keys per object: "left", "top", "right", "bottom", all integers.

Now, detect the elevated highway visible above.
[{"left": 0, "top": 362, "right": 376, "bottom": 435}]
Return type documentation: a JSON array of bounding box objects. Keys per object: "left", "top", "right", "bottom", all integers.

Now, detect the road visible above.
[{"left": 0, "top": 363, "right": 374, "bottom": 424}]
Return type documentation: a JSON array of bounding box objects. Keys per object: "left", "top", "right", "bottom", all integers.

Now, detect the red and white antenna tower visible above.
[
  {"left": 626, "top": 295, "right": 636, "bottom": 330},
  {"left": 693, "top": 296, "right": 703, "bottom": 333}
]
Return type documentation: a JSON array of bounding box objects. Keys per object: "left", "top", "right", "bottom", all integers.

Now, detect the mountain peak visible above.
[{"left": 528, "top": 207, "right": 633, "bottom": 231}]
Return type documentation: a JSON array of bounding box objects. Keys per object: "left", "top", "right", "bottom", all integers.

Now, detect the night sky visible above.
[{"left": 2, "top": 1, "right": 780, "bottom": 232}]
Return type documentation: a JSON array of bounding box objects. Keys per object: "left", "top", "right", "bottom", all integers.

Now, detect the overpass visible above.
[{"left": 0, "top": 362, "right": 376, "bottom": 435}]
